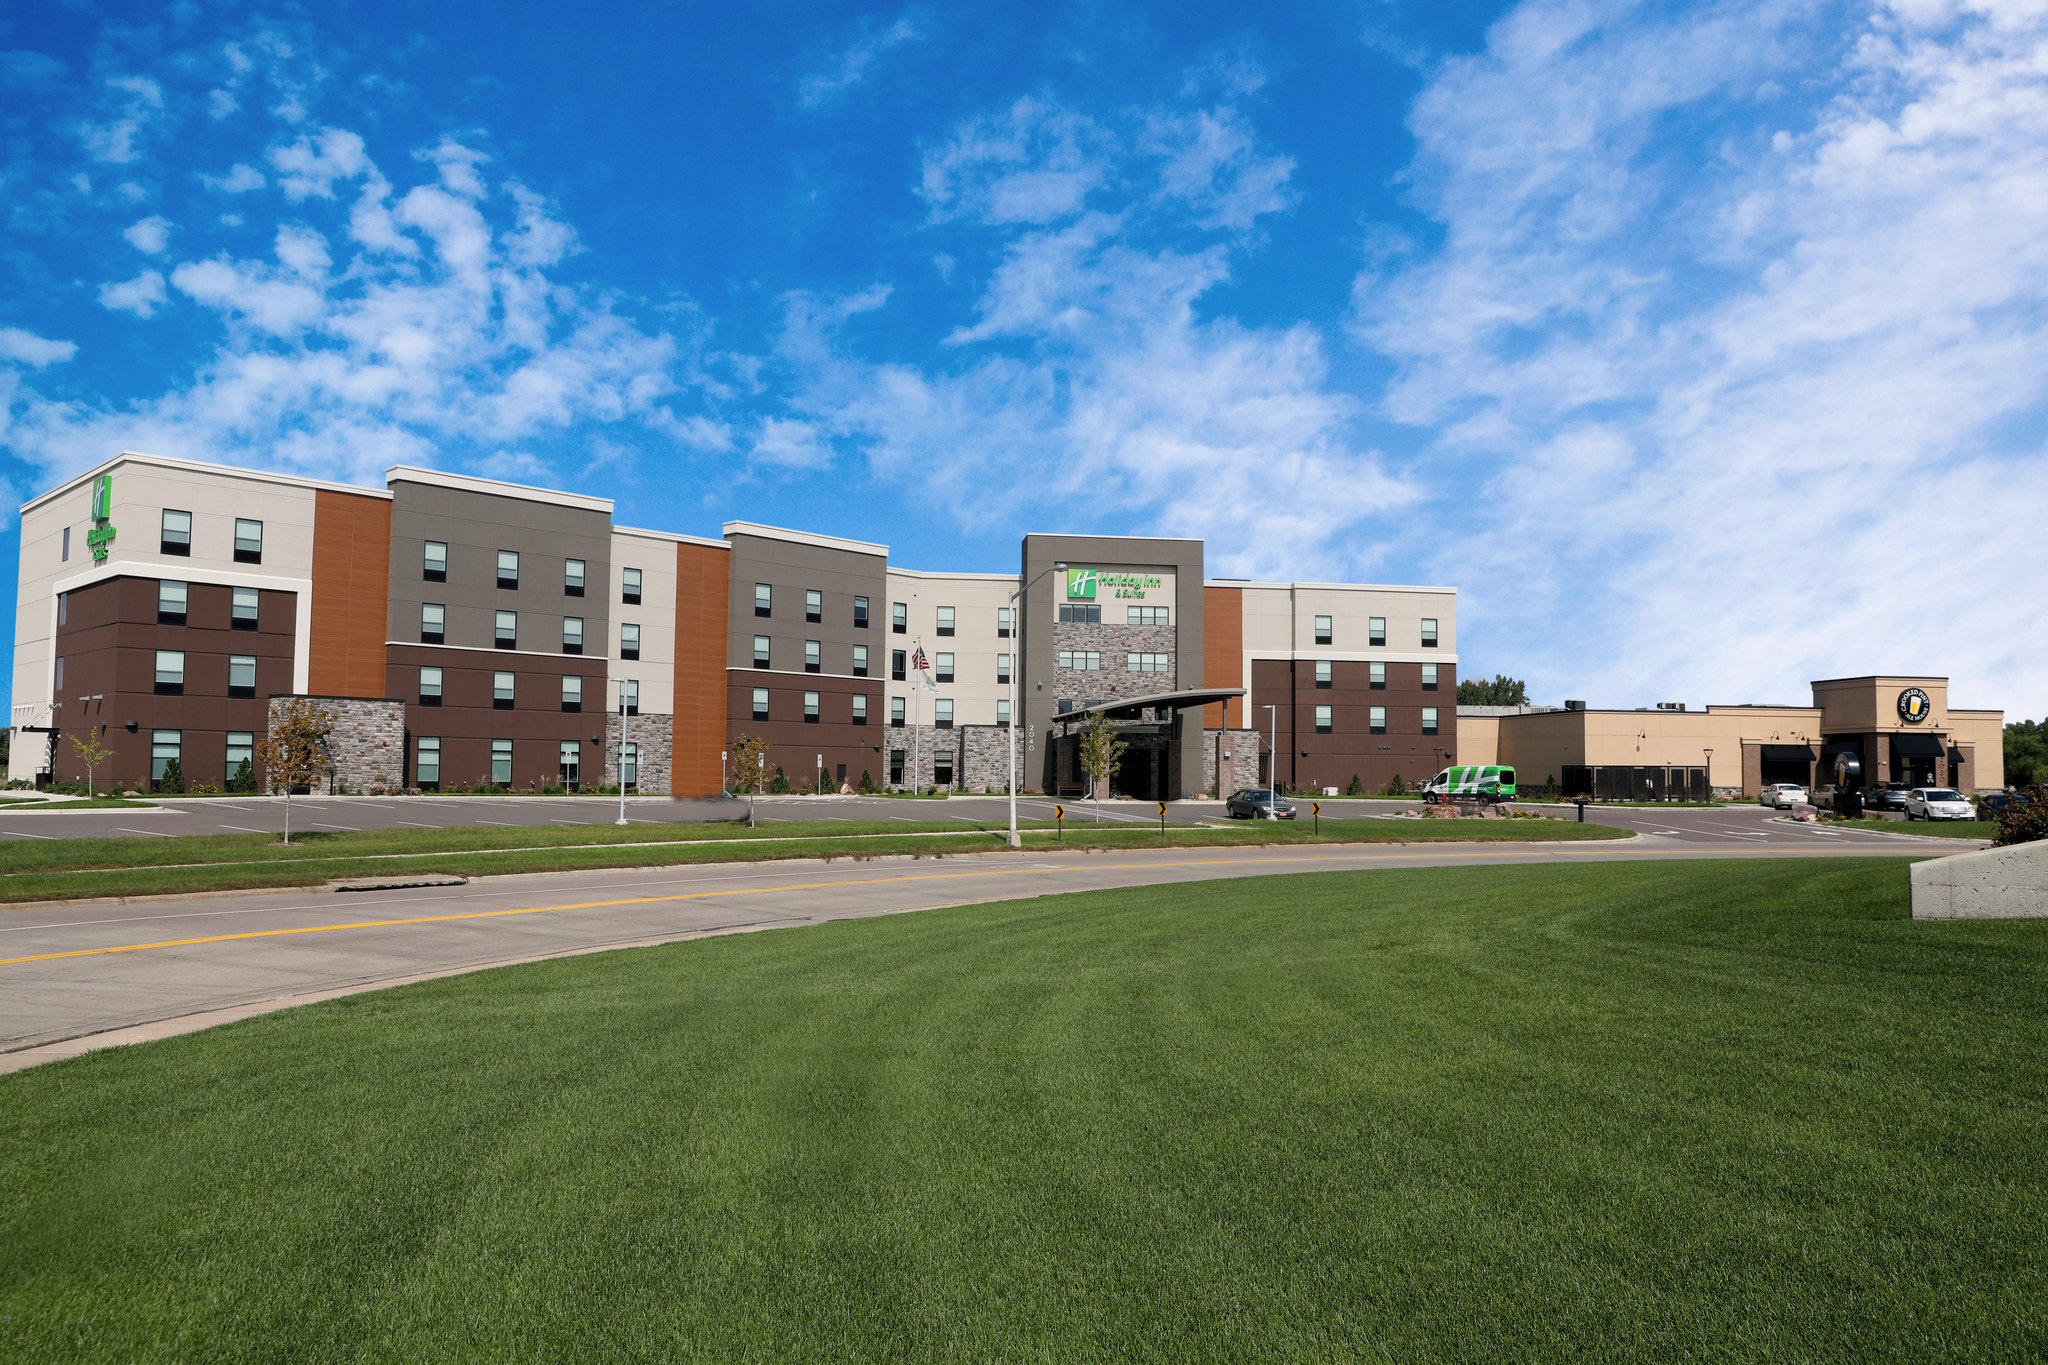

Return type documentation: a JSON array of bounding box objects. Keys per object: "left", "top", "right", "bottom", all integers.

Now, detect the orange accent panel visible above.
[
  {"left": 1203, "top": 585, "right": 1242, "bottom": 729},
  {"left": 671, "top": 541, "right": 731, "bottom": 796},
  {"left": 308, "top": 490, "right": 392, "bottom": 697}
]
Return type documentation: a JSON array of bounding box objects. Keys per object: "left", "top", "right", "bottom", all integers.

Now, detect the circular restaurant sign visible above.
[{"left": 1898, "top": 687, "right": 1931, "bottom": 723}]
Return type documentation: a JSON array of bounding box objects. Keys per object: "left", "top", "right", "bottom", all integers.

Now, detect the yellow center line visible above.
[{"left": 0, "top": 842, "right": 1876, "bottom": 968}]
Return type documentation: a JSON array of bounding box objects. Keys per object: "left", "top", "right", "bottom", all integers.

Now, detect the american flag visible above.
[{"left": 911, "top": 647, "right": 929, "bottom": 672}]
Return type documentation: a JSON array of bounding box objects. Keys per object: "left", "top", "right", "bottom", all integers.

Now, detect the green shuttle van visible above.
[{"left": 1424, "top": 765, "right": 1517, "bottom": 803}]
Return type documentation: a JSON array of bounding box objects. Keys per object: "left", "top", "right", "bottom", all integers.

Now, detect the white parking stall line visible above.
[
  {"left": 310, "top": 823, "right": 358, "bottom": 831},
  {"left": 475, "top": 820, "right": 518, "bottom": 827},
  {"left": 219, "top": 824, "right": 268, "bottom": 833},
  {"left": 3, "top": 830, "right": 56, "bottom": 840},
  {"left": 395, "top": 821, "right": 440, "bottom": 828},
  {"left": 117, "top": 828, "right": 170, "bottom": 837}
]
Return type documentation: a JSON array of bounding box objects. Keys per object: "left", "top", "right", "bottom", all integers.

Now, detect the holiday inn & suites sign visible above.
[
  {"left": 86, "top": 473, "right": 117, "bottom": 563},
  {"left": 1065, "top": 567, "right": 1165, "bottom": 601}
]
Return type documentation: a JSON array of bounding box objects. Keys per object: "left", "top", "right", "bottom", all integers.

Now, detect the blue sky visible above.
[{"left": 3, "top": 0, "right": 2044, "bottom": 718}]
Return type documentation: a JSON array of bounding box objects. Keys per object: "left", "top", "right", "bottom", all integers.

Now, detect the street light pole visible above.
[
  {"left": 1263, "top": 703, "right": 1278, "bottom": 817},
  {"left": 615, "top": 682, "right": 628, "bottom": 826},
  {"left": 1008, "top": 560, "right": 1066, "bottom": 849}
]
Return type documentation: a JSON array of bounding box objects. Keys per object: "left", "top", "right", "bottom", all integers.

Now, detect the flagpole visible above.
[{"left": 912, "top": 634, "right": 922, "bottom": 794}]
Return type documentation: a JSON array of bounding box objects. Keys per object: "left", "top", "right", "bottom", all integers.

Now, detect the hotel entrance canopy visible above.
[{"left": 1052, "top": 688, "right": 1245, "bottom": 727}]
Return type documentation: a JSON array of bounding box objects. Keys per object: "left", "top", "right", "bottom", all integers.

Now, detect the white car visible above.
[
  {"left": 1904, "top": 788, "right": 1976, "bottom": 821},
  {"left": 1760, "top": 782, "right": 1808, "bottom": 809}
]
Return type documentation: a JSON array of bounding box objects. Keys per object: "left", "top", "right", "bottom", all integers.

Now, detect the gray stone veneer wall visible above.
[
  {"left": 606, "top": 713, "right": 674, "bottom": 793},
  {"left": 1202, "top": 728, "right": 1262, "bottom": 796},
  {"left": 268, "top": 695, "right": 406, "bottom": 793},
  {"left": 1050, "top": 622, "right": 1180, "bottom": 711}
]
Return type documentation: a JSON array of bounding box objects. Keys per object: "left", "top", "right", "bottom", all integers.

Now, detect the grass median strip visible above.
[
  {"left": 1825, "top": 818, "right": 1997, "bottom": 839},
  {"left": 0, "top": 817, "right": 1628, "bottom": 905}
]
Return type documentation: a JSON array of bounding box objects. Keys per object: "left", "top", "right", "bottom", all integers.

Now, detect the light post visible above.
[
  {"left": 1702, "top": 747, "right": 1713, "bottom": 802},
  {"left": 614, "top": 681, "right": 629, "bottom": 826},
  {"left": 1007, "top": 560, "right": 1067, "bottom": 849},
  {"left": 1263, "top": 703, "right": 1278, "bottom": 816}
]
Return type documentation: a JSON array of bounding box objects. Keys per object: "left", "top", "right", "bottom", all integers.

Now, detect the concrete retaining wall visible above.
[{"left": 1909, "top": 840, "right": 2048, "bottom": 919}]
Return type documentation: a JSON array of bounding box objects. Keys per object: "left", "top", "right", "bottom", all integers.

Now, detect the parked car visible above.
[
  {"left": 1759, "top": 782, "right": 1808, "bottom": 809},
  {"left": 1808, "top": 784, "right": 1838, "bottom": 812},
  {"left": 1225, "top": 789, "right": 1297, "bottom": 820},
  {"left": 1904, "top": 788, "right": 1977, "bottom": 821},
  {"left": 1868, "top": 783, "right": 1914, "bottom": 812},
  {"left": 1976, "top": 791, "right": 2030, "bottom": 819}
]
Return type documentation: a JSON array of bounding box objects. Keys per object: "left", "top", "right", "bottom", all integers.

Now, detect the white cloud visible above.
[
  {"left": 170, "top": 257, "right": 327, "bottom": 335},
  {"left": 273, "top": 224, "right": 331, "bottom": 278},
  {"left": 419, "top": 137, "right": 489, "bottom": 198},
  {"left": 798, "top": 12, "right": 925, "bottom": 109},
  {"left": 98, "top": 270, "right": 169, "bottom": 318},
  {"left": 267, "top": 126, "right": 369, "bottom": 200},
  {"left": 919, "top": 97, "right": 1117, "bottom": 225},
  {"left": 749, "top": 416, "right": 837, "bottom": 468},
  {"left": 1355, "top": 0, "right": 2048, "bottom": 716},
  {"left": 203, "top": 163, "right": 267, "bottom": 193},
  {"left": 0, "top": 327, "right": 78, "bottom": 368},
  {"left": 76, "top": 74, "right": 164, "bottom": 164},
  {"left": 123, "top": 215, "right": 173, "bottom": 255}
]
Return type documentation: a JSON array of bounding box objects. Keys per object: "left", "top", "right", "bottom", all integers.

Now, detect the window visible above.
[
  {"left": 891, "top": 649, "right": 906, "bottom": 681},
  {"left": 61, "top": 526, "right": 69, "bottom": 562},
  {"left": 1315, "top": 705, "right": 1333, "bottom": 734},
  {"left": 58, "top": 592, "right": 68, "bottom": 626},
  {"left": 1370, "top": 661, "right": 1386, "bottom": 690},
  {"left": 803, "top": 691, "right": 820, "bottom": 724},
  {"left": 1422, "top": 618, "right": 1439, "bottom": 648},
  {"left": 495, "top": 610, "right": 517, "bottom": 649},
  {"left": 936, "top": 606, "right": 955, "bottom": 636},
  {"left": 934, "top": 698, "right": 954, "bottom": 729},
  {"left": 1422, "top": 663, "right": 1438, "bottom": 691},
  {"left": 753, "top": 635, "right": 771, "bottom": 668},
  {"left": 151, "top": 730, "right": 181, "bottom": 785},
  {"left": 1057, "top": 650, "right": 1102, "bottom": 670},
  {"left": 415, "top": 664, "right": 442, "bottom": 706},
  {"left": 494, "top": 671, "right": 514, "bottom": 708},
  {"left": 935, "top": 652, "right": 954, "bottom": 683},
  {"left": 226, "top": 731, "right": 254, "bottom": 777},
  {"left": 1422, "top": 706, "right": 1439, "bottom": 735},
  {"left": 562, "top": 617, "right": 583, "bottom": 655},
  {"left": 1369, "top": 706, "right": 1387, "bottom": 735},
  {"left": 620, "top": 741, "right": 639, "bottom": 790},
  {"left": 997, "top": 698, "right": 1011, "bottom": 727},
  {"left": 622, "top": 679, "right": 640, "bottom": 716},
  {"left": 232, "top": 586, "right": 259, "bottom": 629},
  {"left": 491, "top": 739, "right": 513, "bottom": 785},
  {"left": 622, "top": 568, "right": 642, "bottom": 605},
  {"left": 565, "top": 559, "right": 586, "bottom": 597},
  {"left": 229, "top": 655, "right": 257, "bottom": 698},
  {"left": 891, "top": 697, "right": 906, "bottom": 728},
  {"left": 417, "top": 736, "right": 441, "bottom": 788},
  {"left": 754, "top": 582, "right": 772, "bottom": 617},
  {"left": 997, "top": 653, "right": 1012, "bottom": 685},
  {"left": 1057, "top": 603, "right": 1102, "bottom": 624},
  {"left": 54, "top": 657, "right": 63, "bottom": 689},
  {"left": 934, "top": 754, "right": 954, "bottom": 788},
  {"left": 558, "top": 741, "right": 579, "bottom": 790},
  {"left": 1129, "top": 606, "right": 1169, "bottom": 627},
  {"left": 997, "top": 606, "right": 1013, "bottom": 638},
  {"left": 231, "top": 518, "right": 263, "bottom": 563},
  {"left": 805, "top": 589, "right": 822, "bottom": 623},
  {"left": 892, "top": 601, "right": 907, "bottom": 633},
  {"left": 160, "top": 508, "right": 192, "bottom": 556},
  {"left": 620, "top": 622, "right": 640, "bottom": 660},
  {"left": 421, "top": 603, "right": 445, "bottom": 644},
  {"left": 889, "top": 749, "right": 906, "bottom": 785},
  {"left": 497, "top": 550, "right": 519, "bottom": 589},
  {"left": 154, "top": 649, "right": 185, "bottom": 695},
  {"left": 805, "top": 640, "right": 821, "bottom": 674},
  {"left": 752, "top": 687, "right": 770, "bottom": 721},
  {"left": 1127, "top": 652, "right": 1170, "bottom": 673},
  {"left": 854, "top": 595, "right": 870, "bottom": 628},
  {"left": 157, "top": 579, "right": 188, "bottom": 625},
  {"left": 1314, "top": 614, "right": 1333, "bottom": 646},
  {"left": 423, "top": 541, "right": 447, "bottom": 582},
  {"left": 853, "top": 644, "right": 869, "bottom": 677},
  {"left": 1369, "top": 616, "right": 1386, "bottom": 647},
  {"left": 561, "top": 675, "right": 583, "bottom": 713},
  {"left": 1315, "top": 660, "right": 1332, "bottom": 689},
  {"left": 852, "top": 694, "right": 868, "bottom": 725}
]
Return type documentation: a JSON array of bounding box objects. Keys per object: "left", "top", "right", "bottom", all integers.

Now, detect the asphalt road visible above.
[
  {"left": 0, "top": 823, "right": 1973, "bottom": 1073},
  {"left": 0, "top": 790, "right": 1952, "bottom": 845}
]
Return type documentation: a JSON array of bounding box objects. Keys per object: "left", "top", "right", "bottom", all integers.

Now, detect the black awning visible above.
[
  {"left": 1760, "top": 744, "right": 1814, "bottom": 762},
  {"left": 1891, "top": 732, "right": 1944, "bottom": 758}
]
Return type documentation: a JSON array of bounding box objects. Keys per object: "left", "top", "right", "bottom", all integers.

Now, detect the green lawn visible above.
[
  {"left": 1830, "top": 818, "right": 1997, "bottom": 839},
  {"left": 0, "top": 796, "right": 157, "bottom": 811},
  {"left": 0, "top": 816, "right": 1622, "bottom": 904},
  {"left": 3, "top": 858, "right": 2043, "bottom": 1359}
]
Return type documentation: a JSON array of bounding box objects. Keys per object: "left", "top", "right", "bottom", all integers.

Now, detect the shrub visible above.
[
  {"left": 1345, "top": 774, "right": 1364, "bottom": 797},
  {"left": 153, "top": 759, "right": 185, "bottom": 794},
  {"left": 1387, "top": 773, "right": 1407, "bottom": 796},
  {"left": 857, "top": 769, "right": 877, "bottom": 794},
  {"left": 228, "top": 757, "right": 258, "bottom": 793},
  {"left": 769, "top": 765, "right": 792, "bottom": 795},
  {"left": 1992, "top": 785, "right": 2048, "bottom": 847}
]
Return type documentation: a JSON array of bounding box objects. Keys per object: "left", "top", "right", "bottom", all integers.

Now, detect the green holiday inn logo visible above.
[
  {"left": 1066, "top": 567, "right": 1164, "bottom": 601},
  {"left": 1066, "top": 567, "right": 1098, "bottom": 599},
  {"left": 86, "top": 473, "right": 117, "bottom": 563}
]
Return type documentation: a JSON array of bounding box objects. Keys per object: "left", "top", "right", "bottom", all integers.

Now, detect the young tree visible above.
[
  {"left": 254, "top": 698, "right": 335, "bottom": 845},
  {"left": 69, "top": 731, "right": 113, "bottom": 797},
  {"left": 728, "top": 733, "right": 771, "bottom": 828},
  {"left": 1456, "top": 675, "right": 1530, "bottom": 706},
  {"left": 1077, "top": 715, "right": 1127, "bottom": 823}
]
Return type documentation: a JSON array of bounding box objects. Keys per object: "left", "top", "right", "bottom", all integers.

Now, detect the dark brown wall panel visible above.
[
  {"left": 1202, "top": 585, "right": 1242, "bottom": 729},
  {"left": 309, "top": 489, "right": 392, "bottom": 697},
  {"left": 1252, "top": 658, "right": 1457, "bottom": 794},
  {"left": 672, "top": 540, "right": 730, "bottom": 796}
]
